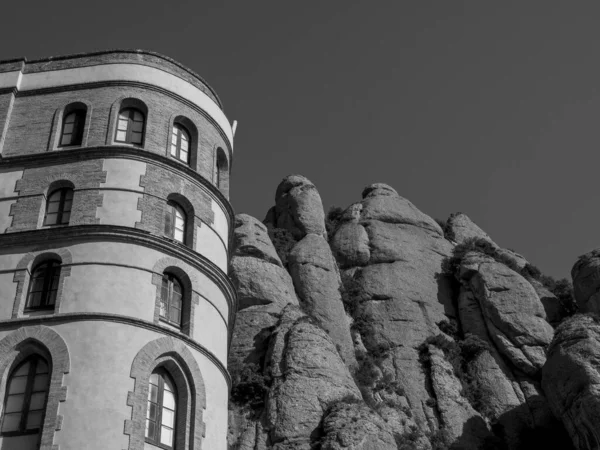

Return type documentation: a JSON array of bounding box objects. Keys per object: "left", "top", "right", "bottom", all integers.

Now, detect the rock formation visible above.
[{"left": 228, "top": 176, "right": 581, "bottom": 450}]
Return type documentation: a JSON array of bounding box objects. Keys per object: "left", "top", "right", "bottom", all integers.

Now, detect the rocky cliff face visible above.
[{"left": 228, "top": 175, "right": 588, "bottom": 450}]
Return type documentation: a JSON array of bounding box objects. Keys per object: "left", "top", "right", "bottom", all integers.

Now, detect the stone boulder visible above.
[
  {"left": 288, "top": 234, "right": 356, "bottom": 367},
  {"left": 320, "top": 402, "right": 397, "bottom": 450},
  {"left": 266, "top": 175, "right": 326, "bottom": 240},
  {"left": 543, "top": 314, "right": 600, "bottom": 450},
  {"left": 445, "top": 212, "right": 494, "bottom": 245},
  {"left": 458, "top": 252, "right": 553, "bottom": 375},
  {"left": 572, "top": 250, "right": 600, "bottom": 313},
  {"left": 266, "top": 305, "right": 362, "bottom": 449}
]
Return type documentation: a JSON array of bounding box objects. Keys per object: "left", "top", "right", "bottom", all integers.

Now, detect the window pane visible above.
[
  {"left": 171, "top": 132, "right": 178, "bottom": 145},
  {"left": 149, "top": 383, "right": 158, "bottom": 403},
  {"left": 63, "top": 122, "right": 74, "bottom": 134},
  {"left": 50, "top": 274, "right": 60, "bottom": 290},
  {"left": 169, "top": 306, "right": 181, "bottom": 325},
  {"left": 145, "top": 419, "right": 156, "bottom": 439},
  {"left": 30, "top": 276, "right": 45, "bottom": 293},
  {"left": 33, "top": 374, "right": 48, "bottom": 392},
  {"left": 174, "top": 228, "right": 184, "bottom": 242},
  {"left": 60, "top": 134, "right": 72, "bottom": 146},
  {"left": 63, "top": 199, "right": 72, "bottom": 212},
  {"left": 131, "top": 131, "right": 143, "bottom": 144},
  {"left": 36, "top": 360, "right": 48, "bottom": 374},
  {"left": 64, "top": 113, "right": 76, "bottom": 124},
  {"left": 181, "top": 138, "right": 189, "bottom": 150},
  {"left": 160, "top": 426, "right": 173, "bottom": 446},
  {"left": 180, "top": 149, "right": 189, "bottom": 162},
  {"left": 149, "top": 373, "right": 159, "bottom": 385},
  {"left": 13, "top": 363, "right": 30, "bottom": 377},
  {"left": 25, "top": 410, "right": 42, "bottom": 430},
  {"left": 5, "top": 394, "right": 24, "bottom": 413},
  {"left": 46, "top": 290, "right": 57, "bottom": 306},
  {"left": 28, "top": 292, "right": 42, "bottom": 308},
  {"left": 147, "top": 402, "right": 158, "bottom": 421},
  {"left": 29, "top": 392, "right": 46, "bottom": 411},
  {"left": 60, "top": 212, "right": 70, "bottom": 224},
  {"left": 65, "top": 190, "right": 74, "bottom": 200},
  {"left": 161, "top": 407, "right": 174, "bottom": 427},
  {"left": 47, "top": 201, "right": 60, "bottom": 214},
  {"left": 133, "top": 111, "right": 143, "bottom": 122},
  {"left": 45, "top": 212, "right": 58, "bottom": 225},
  {"left": 116, "top": 130, "right": 127, "bottom": 141},
  {"left": 8, "top": 376, "right": 27, "bottom": 395},
  {"left": 1, "top": 413, "right": 21, "bottom": 432},
  {"left": 171, "top": 144, "right": 177, "bottom": 156},
  {"left": 163, "top": 389, "right": 175, "bottom": 410},
  {"left": 48, "top": 191, "right": 61, "bottom": 202},
  {"left": 131, "top": 120, "right": 143, "bottom": 132}
]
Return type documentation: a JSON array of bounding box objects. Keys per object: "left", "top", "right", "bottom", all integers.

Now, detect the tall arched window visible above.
[
  {"left": 43, "top": 188, "right": 73, "bottom": 226},
  {"left": 1, "top": 355, "right": 50, "bottom": 435},
  {"left": 170, "top": 123, "right": 190, "bottom": 164},
  {"left": 145, "top": 369, "right": 177, "bottom": 448},
  {"left": 115, "top": 108, "right": 145, "bottom": 145},
  {"left": 164, "top": 201, "right": 186, "bottom": 244},
  {"left": 26, "top": 260, "right": 61, "bottom": 311},
  {"left": 60, "top": 109, "right": 86, "bottom": 146},
  {"left": 160, "top": 274, "right": 182, "bottom": 327}
]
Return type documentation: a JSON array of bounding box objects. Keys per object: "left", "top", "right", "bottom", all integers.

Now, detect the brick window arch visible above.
[
  {"left": 125, "top": 337, "right": 206, "bottom": 450},
  {"left": 59, "top": 103, "right": 87, "bottom": 147},
  {"left": 167, "top": 115, "right": 199, "bottom": 171},
  {"left": 160, "top": 273, "right": 183, "bottom": 327},
  {"left": 108, "top": 97, "right": 149, "bottom": 147},
  {"left": 165, "top": 194, "right": 195, "bottom": 248},
  {"left": 0, "top": 326, "right": 70, "bottom": 449},
  {"left": 25, "top": 260, "right": 61, "bottom": 311},
  {"left": 43, "top": 187, "right": 73, "bottom": 226}
]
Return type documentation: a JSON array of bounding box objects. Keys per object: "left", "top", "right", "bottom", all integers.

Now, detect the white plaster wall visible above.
[
  {"left": 0, "top": 273, "right": 16, "bottom": 320},
  {"left": 190, "top": 347, "right": 229, "bottom": 450},
  {"left": 196, "top": 222, "right": 227, "bottom": 273},
  {"left": 62, "top": 265, "right": 156, "bottom": 322},
  {"left": 97, "top": 190, "right": 142, "bottom": 226},
  {"left": 0, "top": 169, "right": 22, "bottom": 197},
  {"left": 101, "top": 159, "right": 146, "bottom": 190},
  {"left": 192, "top": 298, "right": 227, "bottom": 363},
  {"left": 194, "top": 271, "right": 229, "bottom": 327},
  {"left": 211, "top": 200, "right": 228, "bottom": 250},
  {"left": 0, "top": 199, "right": 15, "bottom": 233}
]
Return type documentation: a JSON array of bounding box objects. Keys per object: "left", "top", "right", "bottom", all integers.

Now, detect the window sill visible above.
[{"left": 144, "top": 438, "right": 173, "bottom": 450}]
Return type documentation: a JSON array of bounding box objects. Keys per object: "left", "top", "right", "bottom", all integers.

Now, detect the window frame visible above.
[
  {"left": 25, "top": 261, "right": 61, "bottom": 312},
  {"left": 43, "top": 188, "right": 73, "bottom": 227},
  {"left": 59, "top": 109, "right": 86, "bottom": 147},
  {"left": 145, "top": 368, "right": 178, "bottom": 449},
  {"left": 164, "top": 201, "right": 186, "bottom": 245},
  {"left": 115, "top": 107, "right": 146, "bottom": 146},
  {"left": 159, "top": 274, "right": 183, "bottom": 328},
  {"left": 170, "top": 123, "right": 190, "bottom": 164},
  {"left": 0, "top": 355, "right": 50, "bottom": 437}
]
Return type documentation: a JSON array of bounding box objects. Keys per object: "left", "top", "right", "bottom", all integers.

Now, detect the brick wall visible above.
[{"left": 2, "top": 86, "right": 229, "bottom": 186}]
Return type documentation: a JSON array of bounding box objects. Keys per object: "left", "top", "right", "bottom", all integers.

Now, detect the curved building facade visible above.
[{"left": 0, "top": 50, "right": 235, "bottom": 449}]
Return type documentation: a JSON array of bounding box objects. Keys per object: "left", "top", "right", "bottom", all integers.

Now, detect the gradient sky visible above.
[{"left": 1, "top": 1, "right": 599, "bottom": 278}]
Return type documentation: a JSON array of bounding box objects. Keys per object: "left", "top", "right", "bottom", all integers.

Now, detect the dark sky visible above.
[{"left": 1, "top": 1, "right": 599, "bottom": 279}]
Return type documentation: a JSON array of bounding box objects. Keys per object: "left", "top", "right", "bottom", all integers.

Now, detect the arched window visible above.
[
  {"left": 164, "top": 201, "right": 186, "bottom": 244},
  {"left": 145, "top": 369, "right": 177, "bottom": 448},
  {"left": 60, "top": 109, "right": 86, "bottom": 146},
  {"left": 170, "top": 123, "right": 190, "bottom": 164},
  {"left": 1, "top": 355, "right": 50, "bottom": 435},
  {"left": 160, "top": 274, "right": 182, "bottom": 327},
  {"left": 115, "top": 108, "right": 145, "bottom": 145},
  {"left": 26, "top": 261, "right": 61, "bottom": 311},
  {"left": 43, "top": 188, "right": 73, "bottom": 226}
]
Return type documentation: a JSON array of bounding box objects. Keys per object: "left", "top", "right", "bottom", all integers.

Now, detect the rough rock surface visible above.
[
  {"left": 265, "top": 175, "right": 326, "bottom": 240},
  {"left": 266, "top": 305, "right": 361, "bottom": 449},
  {"left": 228, "top": 215, "right": 299, "bottom": 450},
  {"left": 288, "top": 234, "right": 357, "bottom": 367},
  {"left": 320, "top": 402, "right": 397, "bottom": 450},
  {"left": 572, "top": 250, "right": 600, "bottom": 313},
  {"left": 331, "top": 183, "right": 455, "bottom": 428},
  {"left": 458, "top": 252, "right": 553, "bottom": 375},
  {"left": 543, "top": 314, "right": 600, "bottom": 450}
]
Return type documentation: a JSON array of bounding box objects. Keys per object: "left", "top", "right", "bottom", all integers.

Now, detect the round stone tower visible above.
[{"left": 0, "top": 50, "right": 235, "bottom": 449}]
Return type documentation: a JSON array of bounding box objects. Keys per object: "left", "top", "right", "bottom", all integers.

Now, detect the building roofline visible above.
[{"left": 0, "top": 49, "right": 224, "bottom": 109}]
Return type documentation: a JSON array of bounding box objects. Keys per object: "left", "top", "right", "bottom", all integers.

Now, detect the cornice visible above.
[
  {"left": 0, "top": 312, "right": 232, "bottom": 389},
  {"left": 0, "top": 224, "right": 237, "bottom": 340},
  {"left": 13, "top": 80, "right": 233, "bottom": 160},
  {"left": 0, "top": 49, "right": 223, "bottom": 109},
  {"left": 0, "top": 145, "right": 235, "bottom": 249}
]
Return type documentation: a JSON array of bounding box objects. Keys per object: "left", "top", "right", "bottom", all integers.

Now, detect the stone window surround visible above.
[
  {"left": 0, "top": 326, "right": 70, "bottom": 450},
  {"left": 40, "top": 180, "right": 76, "bottom": 229},
  {"left": 125, "top": 336, "right": 206, "bottom": 450},
  {"left": 106, "top": 97, "right": 149, "bottom": 148},
  {"left": 12, "top": 249, "right": 73, "bottom": 319},
  {"left": 47, "top": 100, "right": 93, "bottom": 151}
]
